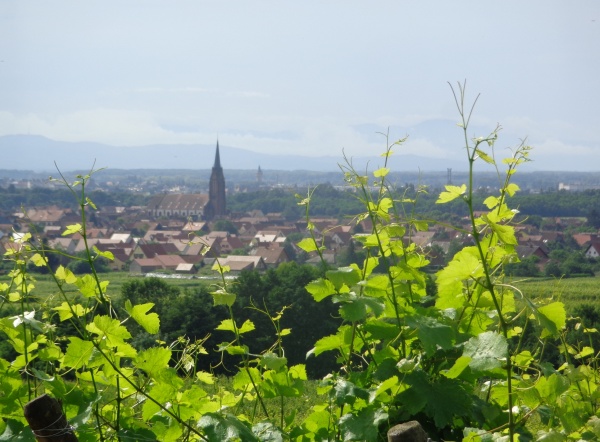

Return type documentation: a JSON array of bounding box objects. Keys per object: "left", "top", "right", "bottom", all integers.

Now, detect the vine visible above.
[{"left": 0, "top": 85, "right": 598, "bottom": 441}]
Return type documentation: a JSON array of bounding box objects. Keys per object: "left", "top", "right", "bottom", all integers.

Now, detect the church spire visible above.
[
  {"left": 205, "top": 139, "right": 226, "bottom": 220},
  {"left": 214, "top": 140, "right": 221, "bottom": 169}
]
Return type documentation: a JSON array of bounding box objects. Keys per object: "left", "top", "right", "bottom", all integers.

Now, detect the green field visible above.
[
  {"left": 513, "top": 275, "right": 600, "bottom": 310},
  {"left": 19, "top": 270, "right": 600, "bottom": 314},
  {"left": 28, "top": 271, "right": 217, "bottom": 304}
]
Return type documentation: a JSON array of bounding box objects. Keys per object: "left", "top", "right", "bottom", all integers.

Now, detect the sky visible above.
[{"left": 1, "top": 1, "right": 599, "bottom": 171}]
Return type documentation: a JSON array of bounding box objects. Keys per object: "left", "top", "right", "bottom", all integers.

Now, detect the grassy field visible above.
[
  {"left": 512, "top": 275, "right": 600, "bottom": 310},
  {"left": 27, "top": 271, "right": 217, "bottom": 304}
]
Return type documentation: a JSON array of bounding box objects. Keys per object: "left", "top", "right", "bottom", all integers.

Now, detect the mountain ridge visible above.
[{"left": 0, "top": 134, "right": 470, "bottom": 172}]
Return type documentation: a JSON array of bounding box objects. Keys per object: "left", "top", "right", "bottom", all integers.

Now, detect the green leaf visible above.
[
  {"left": 252, "top": 422, "right": 284, "bottom": 442},
  {"left": 62, "top": 223, "right": 82, "bottom": 236},
  {"left": 197, "top": 413, "right": 258, "bottom": 442},
  {"left": 85, "top": 196, "right": 97, "bottom": 209},
  {"left": 55, "top": 265, "right": 78, "bottom": 284},
  {"left": 373, "top": 167, "right": 389, "bottom": 178},
  {"left": 136, "top": 347, "right": 171, "bottom": 376},
  {"left": 337, "top": 295, "right": 385, "bottom": 322},
  {"left": 75, "top": 274, "right": 99, "bottom": 297},
  {"left": 485, "top": 217, "right": 517, "bottom": 245},
  {"left": 436, "top": 184, "right": 467, "bottom": 204},
  {"left": 332, "top": 378, "right": 369, "bottom": 406},
  {"left": 86, "top": 315, "right": 132, "bottom": 345},
  {"left": 339, "top": 406, "right": 388, "bottom": 442},
  {"left": 483, "top": 196, "right": 499, "bottom": 209},
  {"left": 535, "top": 302, "right": 566, "bottom": 338},
  {"left": 216, "top": 319, "right": 239, "bottom": 334},
  {"left": 536, "top": 373, "right": 570, "bottom": 403},
  {"left": 305, "top": 278, "right": 336, "bottom": 302},
  {"left": 309, "top": 325, "right": 353, "bottom": 357},
  {"left": 261, "top": 352, "right": 287, "bottom": 371},
  {"left": 505, "top": 183, "right": 520, "bottom": 197},
  {"left": 238, "top": 319, "right": 255, "bottom": 335},
  {"left": 475, "top": 148, "right": 495, "bottom": 164},
  {"left": 397, "top": 371, "right": 472, "bottom": 428},
  {"left": 52, "top": 302, "right": 88, "bottom": 321},
  {"left": 211, "top": 289, "right": 236, "bottom": 307},
  {"left": 93, "top": 246, "right": 114, "bottom": 261},
  {"left": 326, "top": 267, "right": 361, "bottom": 291},
  {"left": 463, "top": 331, "right": 508, "bottom": 372},
  {"left": 443, "top": 356, "right": 472, "bottom": 379},
  {"left": 63, "top": 337, "right": 95, "bottom": 369},
  {"left": 30, "top": 253, "right": 47, "bottom": 267},
  {"left": 297, "top": 238, "right": 318, "bottom": 253},
  {"left": 406, "top": 315, "right": 455, "bottom": 355},
  {"left": 125, "top": 301, "right": 160, "bottom": 334}
]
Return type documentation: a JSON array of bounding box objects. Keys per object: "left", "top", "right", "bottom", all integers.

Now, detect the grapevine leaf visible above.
[
  {"left": 333, "top": 378, "right": 369, "bottom": 407},
  {"left": 55, "top": 266, "right": 77, "bottom": 284},
  {"left": 63, "top": 337, "right": 95, "bottom": 369},
  {"left": 125, "top": 301, "right": 160, "bottom": 334},
  {"left": 475, "top": 148, "right": 495, "bottom": 164},
  {"left": 211, "top": 289, "right": 236, "bottom": 307},
  {"left": 74, "top": 274, "right": 96, "bottom": 297},
  {"left": 93, "top": 246, "right": 114, "bottom": 261},
  {"left": 297, "top": 238, "right": 318, "bottom": 253},
  {"left": 261, "top": 352, "right": 287, "bottom": 371},
  {"left": 505, "top": 183, "right": 520, "bottom": 197},
  {"left": 52, "top": 302, "right": 88, "bottom": 321},
  {"left": 30, "top": 253, "right": 47, "bottom": 267},
  {"left": 197, "top": 413, "right": 258, "bottom": 442},
  {"left": 535, "top": 302, "right": 566, "bottom": 338},
  {"left": 309, "top": 325, "right": 353, "bottom": 357},
  {"left": 86, "top": 315, "right": 131, "bottom": 345},
  {"left": 135, "top": 347, "right": 171, "bottom": 377},
  {"left": 339, "top": 407, "right": 388, "bottom": 442},
  {"left": 336, "top": 294, "right": 385, "bottom": 322},
  {"left": 535, "top": 373, "right": 569, "bottom": 403},
  {"left": 443, "top": 356, "right": 472, "bottom": 379},
  {"left": 463, "top": 331, "right": 508, "bottom": 372},
  {"left": 237, "top": 319, "right": 255, "bottom": 334},
  {"left": 397, "top": 371, "right": 472, "bottom": 428},
  {"left": 252, "top": 422, "right": 284, "bottom": 442},
  {"left": 62, "top": 223, "right": 82, "bottom": 236},
  {"left": 373, "top": 167, "right": 389, "bottom": 178},
  {"left": 406, "top": 315, "right": 454, "bottom": 355},
  {"left": 436, "top": 184, "right": 467, "bottom": 204},
  {"left": 326, "top": 267, "right": 361, "bottom": 291},
  {"left": 485, "top": 217, "right": 517, "bottom": 245},
  {"left": 305, "top": 278, "right": 336, "bottom": 302},
  {"left": 483, "top": 196, "right": 499, "bottom": 209}
]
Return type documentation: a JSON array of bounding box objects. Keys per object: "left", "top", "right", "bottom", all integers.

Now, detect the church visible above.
[{"left": 147, "top": 141, "right": 227, "bottom": 220}]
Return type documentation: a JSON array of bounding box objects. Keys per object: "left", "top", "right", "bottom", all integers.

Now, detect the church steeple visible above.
[
  {"left": 214, "top": 140, "right": 221, "bottom": 169},
  {"left": 204, "top": 140, "right": 227, "bottom": 220}
]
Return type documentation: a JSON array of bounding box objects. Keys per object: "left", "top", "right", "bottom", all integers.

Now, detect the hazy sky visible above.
[{"left": 1, "top": 1, "right": 599, "bottom": 170}]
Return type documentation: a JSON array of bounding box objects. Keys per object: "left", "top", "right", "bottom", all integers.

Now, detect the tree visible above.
[
  {"left": 586, "top": 208, "right": 600, "bottom": 229},
  {"left": 212, "top": 219, "right": 238, "bottom": 235}
]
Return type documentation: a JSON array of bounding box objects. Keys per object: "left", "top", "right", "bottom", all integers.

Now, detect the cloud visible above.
[{"left": 133, "top": 87, "right": 211, "bottom": 94}]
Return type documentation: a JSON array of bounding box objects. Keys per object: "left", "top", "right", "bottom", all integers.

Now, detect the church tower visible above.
[{"left": 204, "top": 141, "right": 227, "bottom": 220}]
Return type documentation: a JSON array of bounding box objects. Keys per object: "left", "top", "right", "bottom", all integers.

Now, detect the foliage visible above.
[{"left": 2, "top": 85, "right": 600, "bottom": 442}]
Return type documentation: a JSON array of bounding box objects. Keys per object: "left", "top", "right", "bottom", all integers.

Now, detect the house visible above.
[
  {"left": 216, "top": 255, "right": 267, "bottom": 273},
  {"left": 129, "top": 254, "right": 188, "bottom": 274},
  {"left": 585, "top": 242, "right": 600, "bottom": 259},
  {"left": 253, "top": 230, "right": 286, "bottom": 247},
  {"left": 25, "top": 207, "right": 67, "bottom": 226},
  {"left": 250, "top": 244, "right": 290, "bottom": 268},
  {"left": 132, "top": 243, "right": 180, "bottom": 260}
]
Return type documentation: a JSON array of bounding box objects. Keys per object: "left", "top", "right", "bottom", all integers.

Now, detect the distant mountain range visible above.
[{"left": 0, "top": 134, "right": 470, "bottom": 172}]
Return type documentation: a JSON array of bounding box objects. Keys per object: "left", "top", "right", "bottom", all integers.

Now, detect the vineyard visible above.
[{"left": 2, "top": 85, "right": 600, "bottom": 441}]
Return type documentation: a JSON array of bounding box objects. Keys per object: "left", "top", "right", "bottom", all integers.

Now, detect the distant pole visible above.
[{"left": 447, "top": 168, "right": 452, "bottom": 185}]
